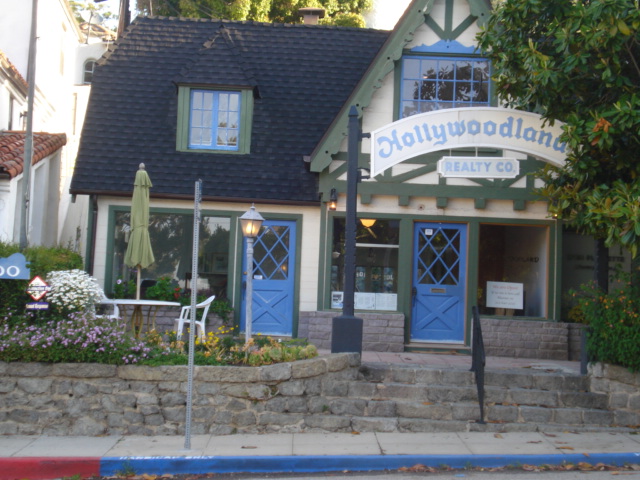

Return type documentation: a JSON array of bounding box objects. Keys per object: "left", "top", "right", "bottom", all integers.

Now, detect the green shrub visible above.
[
  {"left": 0, "top": 242, "right": 83, "bottom": 317},
  {"left": 572, "top": 277, "right": 640, "bottom": 372}
]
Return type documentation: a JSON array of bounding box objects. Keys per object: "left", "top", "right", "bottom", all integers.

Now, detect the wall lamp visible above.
[{"left": 328, "top": 188, "right": 337, "bottom": 211}]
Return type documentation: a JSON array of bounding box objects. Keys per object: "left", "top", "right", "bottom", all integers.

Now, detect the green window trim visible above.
[{"left": 176, "top": 85, "right": 253, "bottom": 154}]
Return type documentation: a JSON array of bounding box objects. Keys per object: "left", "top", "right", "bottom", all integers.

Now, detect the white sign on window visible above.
[{"left": 486, "top": 281, "right": 523, "bottom": 310}]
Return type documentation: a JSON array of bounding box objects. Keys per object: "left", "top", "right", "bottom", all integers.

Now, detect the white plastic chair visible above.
[
  {"left": 174, "top": 295, "right": 216, "bottom": 339},
  {"left": 96, "top": 297, "right": 120, "bottom": 320}
]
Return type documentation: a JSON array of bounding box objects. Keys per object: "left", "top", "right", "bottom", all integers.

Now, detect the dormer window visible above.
[
  {"left": 400, "top": 55, "right": 490, "bottom": 118},
  {"left": 177, "top": 86, "right": 253, "bottom": 153},
  {"left": 190, "top": 90, "right": 240, "bottom": 150}
]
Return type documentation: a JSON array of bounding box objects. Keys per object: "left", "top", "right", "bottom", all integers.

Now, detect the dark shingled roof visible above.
[{"left": 70, "top": 17, "right": 389, "bottom": 204}]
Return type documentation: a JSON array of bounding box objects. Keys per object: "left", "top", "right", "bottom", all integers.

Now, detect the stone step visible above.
[
  {"left": 359, "top": 363, "right": 589, "bottom": 392},
  {"left": 329, "top": 363, "right": 628, "bottom": 433},
  {"left": 341, "top": 380, "right": 609, "bottom": 410}
]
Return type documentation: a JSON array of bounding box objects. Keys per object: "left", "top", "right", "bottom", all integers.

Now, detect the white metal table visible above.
[{"left": 103, "top": 299, "right": 181, "bottom": 337}]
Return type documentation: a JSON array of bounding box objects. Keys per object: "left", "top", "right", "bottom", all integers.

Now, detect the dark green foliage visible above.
[
  {"left": 572, "top": 276, "right": 640, "bottom": 372},
  {"left": 477, "top": 0, "right": 640, "bottom": 256}
]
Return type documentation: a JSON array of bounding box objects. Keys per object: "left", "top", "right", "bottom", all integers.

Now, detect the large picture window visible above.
[
  {"left": 477, "top": 224, "right": 548, "bottom": 317},
  {"left": 111, "top": 211, "right": 230, "bottom": 300},
  {"left": 401, "top": 56, "right": 490, "bottom": 118},
  {"left": 331, "top": 218, "right": 400, "bottom": 311}
]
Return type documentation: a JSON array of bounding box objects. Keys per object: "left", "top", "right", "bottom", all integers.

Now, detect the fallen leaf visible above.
[
  {"left": 241, "top": 445, "right": 257, "bottom": 449},
  {"left": 422, "top": 402, "right": 434, "bottom": 405},
  {"left": 494, "top": 433, "right": 503, "bottom": 439},
  {"left": 558, "top": 446, "right": 575, "bottom": 450}
]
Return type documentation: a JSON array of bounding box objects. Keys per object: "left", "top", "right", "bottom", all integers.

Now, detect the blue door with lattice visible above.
[
  {"left": 411, "top": 223, "right": 467, "bottom": 343},
  {"left": 241, "top": 220, "right": 295, "bottom": 336}
]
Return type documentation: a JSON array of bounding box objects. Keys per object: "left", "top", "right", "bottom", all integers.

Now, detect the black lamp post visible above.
[{"left": 331, "top": 106, "right": 365, "bottom": 354}]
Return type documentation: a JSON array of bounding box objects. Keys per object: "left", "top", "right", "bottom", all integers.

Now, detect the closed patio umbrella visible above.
[{"left": 124, "top": 163, "right": 155, "bottom": 299}]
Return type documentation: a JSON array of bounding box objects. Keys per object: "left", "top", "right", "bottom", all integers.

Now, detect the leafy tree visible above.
[
  {"left": 477, "top": 0, "right": 640, "bottom": 257},
  {"left": 69, "top": 1, "right": 116, "bottom": 26},
  {"left": 134, "top": 0, "right": 371, "bottom": 26}
]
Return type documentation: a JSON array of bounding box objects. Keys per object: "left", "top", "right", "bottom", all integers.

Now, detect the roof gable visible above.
[{"left": 309, "top": 0, "right": 492, "bottom": 172}]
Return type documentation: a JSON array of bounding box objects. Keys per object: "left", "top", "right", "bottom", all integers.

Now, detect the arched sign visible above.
[{"left": 370, "top": 107, "right": 567, "bottom": 178}]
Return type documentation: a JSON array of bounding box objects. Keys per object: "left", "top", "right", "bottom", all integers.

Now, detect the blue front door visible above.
[
  {"left": 241, "top": 220, "right": 295, "bottom": 336},
  {"left": 411, "top": 223, "right": 467, "bottom": 343}
]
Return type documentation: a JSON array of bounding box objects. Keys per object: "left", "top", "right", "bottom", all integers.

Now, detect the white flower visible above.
[{"left": 46, "top": 269, "right": 104, "bottom": 313}]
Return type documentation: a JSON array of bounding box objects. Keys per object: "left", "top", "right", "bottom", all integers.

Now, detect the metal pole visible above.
[
  {"left": 184, "top": 179, "right": 201, "bottom": 450},
  {"left": 245, "top": 236, "right": 254, "bottom": 342},
  {"left": 331, "top": 106, "right": 363, "bottom": 353},
  {"left": 19, "top": 0, "right": 38, "bottom": 249}
]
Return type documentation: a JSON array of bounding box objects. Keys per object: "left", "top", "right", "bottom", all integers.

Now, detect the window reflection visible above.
[{"left": 112, "top": 212, "right": 230, "bottom": 300}]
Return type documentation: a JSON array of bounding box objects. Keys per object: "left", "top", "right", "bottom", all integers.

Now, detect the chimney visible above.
[{"left": 298, "top": 7, "right": 325, "bottom": 25}]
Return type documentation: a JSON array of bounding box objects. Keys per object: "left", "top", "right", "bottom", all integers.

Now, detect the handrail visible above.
[{"left": 470, "top": 305, "right": 486, "bottom": 424}]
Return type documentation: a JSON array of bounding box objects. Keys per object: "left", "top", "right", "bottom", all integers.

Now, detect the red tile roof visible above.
[
  {"left": 0, "top": 50, "right": 28, "bottom": 92},
  {"left": 0, "top": 131, "right": 67, "bottom": 179}
]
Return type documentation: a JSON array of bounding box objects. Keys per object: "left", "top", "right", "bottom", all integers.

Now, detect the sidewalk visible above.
[{"left": 1, "top": 431, "right": 639, "bottom": 479}]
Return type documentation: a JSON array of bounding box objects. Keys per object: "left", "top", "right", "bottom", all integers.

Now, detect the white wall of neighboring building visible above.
[{"left": 0, "top": 0, "right": 110, "bottom": 249}]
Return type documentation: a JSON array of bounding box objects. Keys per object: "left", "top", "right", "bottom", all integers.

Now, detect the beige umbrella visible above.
[{"left": 124, "top": 163, "right": 155, "bottom": 299}]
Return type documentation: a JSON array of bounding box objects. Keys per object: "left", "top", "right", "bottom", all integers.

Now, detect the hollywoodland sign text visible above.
[{"left": 370, "top": 108, "right": 567, "bottom": 177}]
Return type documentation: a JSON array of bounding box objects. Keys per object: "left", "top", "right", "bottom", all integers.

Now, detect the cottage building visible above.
[{"left": 70, "top": 0, "right": 631, "bottom": 358}]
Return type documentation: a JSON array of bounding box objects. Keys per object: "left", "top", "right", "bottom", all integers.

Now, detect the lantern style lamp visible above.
[
  {"left": 239, "top": 204, "right": 264, "bottom": 343},
  {"left": 328, "top": 188, "right": 338, "bottom": 211}
]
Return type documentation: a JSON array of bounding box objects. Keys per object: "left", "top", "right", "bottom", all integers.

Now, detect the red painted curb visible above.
[{"left": 0, "top": 457, "right": 101, "bottom": 480}]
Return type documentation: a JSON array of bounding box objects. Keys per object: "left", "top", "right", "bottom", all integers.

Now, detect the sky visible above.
[{"left": 97, "top": 0, "right": 411, "bottom": 31}]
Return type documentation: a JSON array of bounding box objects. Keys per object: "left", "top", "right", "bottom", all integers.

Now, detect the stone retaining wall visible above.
[
  {"left": 0, "top": 354, "right": 360, "bottom": 436},
  {"left": 588, "top": 363, "right": 640, "bottom": 427},
  {"left": 480, "top": 317, "right": 569, "bottom": 360},
  {"left": 298, "top": 312, "right": 405, "bottom": 352}
]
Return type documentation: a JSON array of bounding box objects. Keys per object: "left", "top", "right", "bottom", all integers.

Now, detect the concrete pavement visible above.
[{"left": 1, "top": 431, "right": 639, "bottom": 479}]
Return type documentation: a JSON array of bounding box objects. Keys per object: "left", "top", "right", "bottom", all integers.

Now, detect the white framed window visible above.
[
  {"left": 400, "top": 56, "right": 490, "bottom": 118},
  {"left": 189, "top": 90, "right": 241, "bottom": 151}
]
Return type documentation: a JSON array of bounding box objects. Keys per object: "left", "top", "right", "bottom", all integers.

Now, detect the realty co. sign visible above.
[{"left": 370, "top": 107, "right": 567, "bottom": 178}]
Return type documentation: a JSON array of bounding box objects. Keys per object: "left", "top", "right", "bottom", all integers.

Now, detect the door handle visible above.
[{"left": 411, "top": 286, "right": 417, "bottom": 306}]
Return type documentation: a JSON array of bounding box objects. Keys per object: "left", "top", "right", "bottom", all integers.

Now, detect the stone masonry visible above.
[
  {"left": 480, "top": 317, "right": 570, "bottom": 360},
  {"left": 589, "top": 363, "right": 640, "bottom": 428},
  {"left": 298, "top": 312, "right": 405, "bottom": 352},
  {"left": 0, "top": 355, "right": 637, "bottom": 436},
  {"left": 0, "top": 354, "right": 361, "bottom": 436}
]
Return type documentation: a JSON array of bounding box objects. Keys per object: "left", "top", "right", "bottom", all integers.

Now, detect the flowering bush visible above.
[
  {"left": 0, "top": 312, "right": 151, "bottom": 364},
  {"left": 572, "top": 277, "right": 640, "bottom": 372},
  {"left": 46, "top": 270, "right": 104, "bottom": 315}
]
